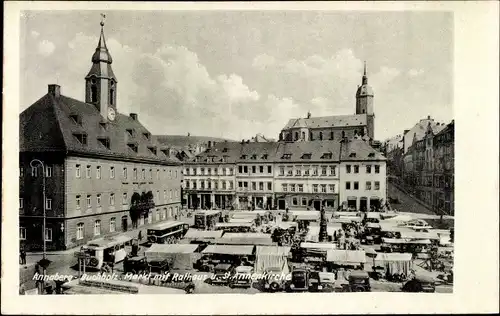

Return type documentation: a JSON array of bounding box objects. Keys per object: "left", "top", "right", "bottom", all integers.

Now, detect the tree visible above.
[{"left": 129, "top": 191, "right": 155, "bottom": 228}]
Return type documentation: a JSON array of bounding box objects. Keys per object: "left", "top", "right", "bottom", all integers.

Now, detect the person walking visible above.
[
  {"left": 20, "top": 248, "right": 27, "bottom": 265},
  {"left": 138, "top": 230, "right": 142, "bottom": 242}
]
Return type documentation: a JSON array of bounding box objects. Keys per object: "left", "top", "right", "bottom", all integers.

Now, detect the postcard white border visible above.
[{"left": 3, "top": 1, "right": 499, "bottom": 315}]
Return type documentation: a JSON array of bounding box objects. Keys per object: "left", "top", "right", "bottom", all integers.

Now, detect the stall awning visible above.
[
  {"left": 145, "top": 243, "right": 199, "bottom": 255},
  {"left": 256, "top": 246, "right": 291, "bottom": 256},
  {"left": 374, "top": 252, "right": 412, "bottom": 263},
  {"left": 400, "top": 231, "right": 439, "bottom": 240},
  {"left": 326, "top": 250, "right": 366, "bottom": 264},
  {"left": 228, "top": 218, "right": 254, "bottom": 223},
  {"left": 202, "top": 245, "right": 255, "bottom": 255},
  {"left": 300, "top": 242, "right": 337, "bottom": 250},
  {"left": 183, "top": 229, "right": 224, "bottom": 240}
]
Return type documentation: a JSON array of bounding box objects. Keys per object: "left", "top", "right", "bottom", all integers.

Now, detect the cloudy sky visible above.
[{"left": 20, "top": 10, "right": 453, "bottom": 141}]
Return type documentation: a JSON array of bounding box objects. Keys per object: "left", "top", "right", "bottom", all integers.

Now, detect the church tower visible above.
[
  {"left": 85, "top": 17, "right": 118, "bottom": 122},
  {"left": 356, "top": 62, "right": 375, "bottom": 139}
]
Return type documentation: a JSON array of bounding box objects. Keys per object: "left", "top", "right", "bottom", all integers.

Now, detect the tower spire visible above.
[
  {"left": 92, "top": 14, "right": 112, "bottom": 64},
  {"left": 362, "top": 61, "right": 368, "bottom": 85}
]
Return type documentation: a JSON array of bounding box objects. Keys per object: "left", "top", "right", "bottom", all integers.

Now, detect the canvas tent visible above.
[
  {"left": 183, "top": 229, "right": 224, "bottom": 241},
  {"left": 254, "top": 246, "right": 291, "bottom": 274},
  {"left": 144, "top": 244, "right": 199, "bottom": 270},
  {"left": 202, "top": 245, "right": 255, "bottom": 256},
  {"left": 374, "top": 252, "right": 413, "bottom": 276},
  {"left": 326, "top": 250, "right": 366, "bottom": 266}
]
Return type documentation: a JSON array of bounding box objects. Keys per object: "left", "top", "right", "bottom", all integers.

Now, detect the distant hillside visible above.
[{"left": 154, "top": 135, "right": 235, "bottom": 148}]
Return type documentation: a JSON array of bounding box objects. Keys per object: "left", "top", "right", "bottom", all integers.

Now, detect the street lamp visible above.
[{"left": 30, "top": 158, "right": 50, "bottom": 294}]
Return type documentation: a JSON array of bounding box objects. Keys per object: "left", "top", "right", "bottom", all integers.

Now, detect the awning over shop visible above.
[
  {"left": 228, "top": 218, "right": 255, "bottom": 224},
  {"left": 202, "top": 245, "right": 255, "bottom": 256},
  {"left": 400, "top": 231, "right": 439, "bottom": 240},
  {"left": 326, "top": 250, "right": 366, "bottom": 264}
]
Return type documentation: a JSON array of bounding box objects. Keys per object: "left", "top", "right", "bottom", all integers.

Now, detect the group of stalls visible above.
[{"left": 193, "top": 210, "right": 272, "bottom": 232}]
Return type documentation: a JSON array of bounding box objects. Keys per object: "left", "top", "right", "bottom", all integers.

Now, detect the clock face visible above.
[{"left": 107, "top": 107, "right": 116, "bottom": 121}]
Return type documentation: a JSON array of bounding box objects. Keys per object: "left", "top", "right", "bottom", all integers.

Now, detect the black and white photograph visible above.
[{"left": 2, "top": 1, "right": 499, "bottom": 315}]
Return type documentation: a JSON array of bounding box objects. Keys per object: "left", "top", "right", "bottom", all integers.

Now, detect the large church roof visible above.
[{"left": 283, "top": 114, "right": 368, "bottom": 130}]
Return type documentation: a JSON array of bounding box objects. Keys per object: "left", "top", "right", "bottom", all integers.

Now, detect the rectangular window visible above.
[
  {"left": 290, "top": 184, "right": 296, "bottom": 192},
  {"left": 267, "top": 182, "right": 272, "bottom": 191},
  {"left": 329, "top": 184, "right": 335, "bottom": 193},
  {"left": 259, "top": 166, "right": 264, "bottom": 173},
  {"left": 76, "top": 164, "right": 81, "bottom": 178},
  {"left": 375, "top": 181, "right": 380, "bottom": 190},
  {"left": 366, "top": 165, "right": 372, "bottom": 174},
  {"left": 287, "top": 167, "right": 293, "bottom": 176},
  {"left": 292, "top": 197, "right": 298, "bottom": 206},
  {"left": 312, "top": 166, "right": 318, "bottom": 176},
  {"left": 110, "top": 166, "right": 115, "bottom": 179},
  {"left": 375, "top": 165, "right": 380, "bottom": 174},
  {"left": 109, "top": 193, "right": 115, "bottom": 206},
  {"left": 252, "top": 166, "right": 256, "bottom": 174},
  {"left": 229, "top": 168, "right": 234, "bottom": 175},
  {"left": 222, "top": 181, "right": 227, "bottom": 190},
  {"left": 238, "top": 166, "right": 243, "bottom": 173},
  {"left": 142, "top": 169, "right": 146, "bottom": 179},
  {"left": 346, "top": 165, "right": 351, "bottom": 173},
  {"left": 94, "top": 220, "right": 101, "bottom": 236},
  {"left": 313, "top": 184, "right": 319, "bottom": 193},
  {"left": 244, "top": 182, "right": 248, "bottom": 188},
  {"left": 354, "top": 165, "right": 359, "bottom": 173},
  {"left": 87, "top": 195, "right": 92, "bottom": 208},
  {"left": 304, "top": 168, "right": 310, "bottom": 176},
  {"left": 110, "top": 218, "right": 116, "bottom": 233},
  {"left": 133, "top": 168, "right": 137, "bottom": 180},
  {"left": 346, "top": 182, "right": 351, "bottom": 190},
  {"left": 252, "top": 182, "right": 257, "bottom": 191},
  {"left": 192, "top": 182, "right": 197, "bottom": 189},
  {"left": 96, "top": 194, "right": 101, "bottom": 207},
  {"left": 259, "top": 182, "right": 264, "bottom": 191},
  {"left": 122, "top": 192, "right": 128, "bottom": 204},
  {"left": 45, "top": 166, "right": 52, "bottom": 177},
  {"left": 96, "top": 166, "right": 101, "bottom": 179},
  {"left": 282, "top": 184, "right": 287, "bottom": 192},
  {"left": 301, "top": 198, "right": 307, "bottom": 206},
  {"left": 295, "top": 166, "right": 301, "bottom": 176},
  {"left": 45, "top": 228, "right": 53, "bottom": 242},
  {"left": 321, "top": 166, "right": 327, "bottom": 176},
  {"left": 298, "top": 184, "right": 304, "bottom": 192},
  {"left": 244, "top": 166, "right": 248, "bottom": 173},
  {"left": 123, "top": 167, "right": 128, "bottom": 179},
  {"left": 354, "top": 182, "right": 359, "bottom": 190},
  {"left": 77, "top": 223, "right": 84, "bottom": 240},
  {"left": 86, "top": 165, "right": 91, "bottom": 178},
  {"left": 238, "top": 181, "right": 243, "bottom": 188},
  {"left": 366, "top": 181, "right": 372, "bottom": 190},
  {"left": 76, "top": 195, "right": 81, "bottom": 209},
  {"left": 20, "top": 167, "right": 24, "bottom": 177},
  {"left": 19, "top": 198, "right": 23, "bottom": 209},
  {"left": 321, "top": 184, "right": 326, "bottom": 193},
  {"left": 20, "top": 227, "right": 27, "bottom": 240},
  {"left": 279, "top": 167, "right": 285, "bottom": 176},
  {"left": 330, "top": 166, "right": 336, "bottom": 176},
  {"left": 229, "top": 181, "right": 233, "bottom": 190},
  {"left": 267, "top": 166, "right": 272, "bottom": 173},
  {"left": 45, "top": 198, "right": 52, "bottom": 210}
]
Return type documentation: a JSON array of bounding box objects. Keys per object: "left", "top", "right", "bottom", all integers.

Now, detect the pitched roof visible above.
[
  {"left": 20, "top": 92, "right": 180, "bottom": 165},
  {"left": 155, "top": 135, "right": 232, "bottom": 148},
  {"left": 340, "top": 138, "right": 386, "bottom": 161},
  {"left": 403, "top": 118, "right": 448, "bottom": 153},
  {"left": 283, "top": 114, "right": 367, "bottom": 130}
]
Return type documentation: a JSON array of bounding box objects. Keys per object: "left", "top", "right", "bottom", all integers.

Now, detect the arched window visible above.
[
  {"left": 310, "top": 132, "right": 314, "bottom": 141},
  {"left": 109, "top": 88, "right": 114, "bottom": 105},
  {"left": 91, "top": 85, "right": 98, "bottom": 103},
  {"left": 301, "top": 132, "right": 305, "bottom": 140},
  {"left": 342, "top": 131, "right": 346, "bottom": 138},
  {"left": 294, "top": 132, "right": 298, "bottom": 141},
  {"left": 330, "top": 131, "right": 334, "bottom": 140},
  {"left": 319, "top": 132, "right": 323, "bottom": 140}
]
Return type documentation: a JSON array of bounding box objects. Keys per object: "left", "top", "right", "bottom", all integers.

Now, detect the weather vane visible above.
[{"left": 100, "top": 13, "right": 106, "bottom": 26}]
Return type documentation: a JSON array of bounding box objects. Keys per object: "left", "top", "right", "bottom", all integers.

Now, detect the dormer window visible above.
[
  {"left": 97, "top": 137, "right": 110, "bottom": 149},
  {"left": 143, "top": 132, "right": 151, "bottom": 140},
  {"left": 349, "top": 152, "right": 356, "bottom": 157},
  {"left": 127, "top": 143, "right": 138, "bottom": 153},
  {"left": 161, "top": 149, "right": 169, "bottom": 157},
  {"left": 222, "top": 148, "right": 228, "bottom": 153},
  {"left": 282, "top": 154, "right": 292, "bottom": 160},
  {"left": 262, "top": 154, "right": 268, "bottom": 160},
  {"left": 368, "top": 153, "right": 375, "bottom": 158},
  {"left": 73, "top": 133, "right": 88, "bottom": 145},
  {"left": 70, "top": 114, "right": 82, "bottom": 125},
  {"left": 99, "top": 122, "right": 108, "bottom": 130},
  {"left": 301, "top": 153, "right": 312, "bottom": 159},
  {"left": 251, "top": 154, "right": 257, "bottom": 160},
  {"left": 148, "top": 146, "right": 157, "bottom": 155},
  {"left": 321, "top": 152, "right": 333, "bottom": 159},
  {"left": 126, "top": 129, "right": 135, "bottom": 137},
  {"left": 240, "top": 155, "right": 247, "bottom": 160}
]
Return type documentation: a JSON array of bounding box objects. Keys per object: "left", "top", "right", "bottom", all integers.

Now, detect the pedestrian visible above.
[
  {"left": 138, "top": 230, "right": 142, "bottom": 242},
  {"left": 20, "top": 248, "right": 27, "bottom": 265}
]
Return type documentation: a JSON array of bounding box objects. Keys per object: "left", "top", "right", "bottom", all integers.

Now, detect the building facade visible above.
[
  {"left": 183, "top": 139, "right": 386, "bottom": 212},
  {"left": 19, "top": 22, "right": 182, "bottom": 251},
  {"left": 279, "top": 63, "right": 376, "bottom": 143}
]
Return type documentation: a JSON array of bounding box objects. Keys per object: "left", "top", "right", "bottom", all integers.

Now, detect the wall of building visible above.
[
  {"left": 339, "top": 161, "right": 387, "bottom": 210},
  {"left": 283, "top": 126, "right": 363, "bottom": 142}
]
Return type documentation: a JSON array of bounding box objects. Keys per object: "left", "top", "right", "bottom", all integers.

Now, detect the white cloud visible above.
[
  {"left": 30, "top": 30, "right": 40, "bottom": 38},
  {"left": 252, "top": 53, "right": 276, "bottom": 70},
  {"left": 408, "top": 68, "right": 424, "bottom": 77},
  {"left": 37, "top": 39, "right": 55, "bottom": 57}
]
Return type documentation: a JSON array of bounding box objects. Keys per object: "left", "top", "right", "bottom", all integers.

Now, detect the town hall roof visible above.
[{"left": 20, "top": 87, "right": 180, "bottom": 165}]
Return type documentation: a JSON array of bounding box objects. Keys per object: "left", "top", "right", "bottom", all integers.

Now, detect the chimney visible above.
[
  {"left": 130, "top": 113, "right": 138, "bottom": 121},
  {"left": 48, "top": 84, "right": 61, "bottom": 98},
  {"left": 207, "top": 141, "right": 212, "bottom": 148},
  {"left": 307, "top": 111, "right": 311, "bottom": 119},
  {"left": 403, "top": 129, "right": 410, "bottom": 135}
]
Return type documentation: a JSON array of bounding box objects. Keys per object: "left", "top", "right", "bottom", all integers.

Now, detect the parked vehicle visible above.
[
  {"left": 285, "top": 268, "right": 309, "bottom": 292},
  {"left": 75, "top": 234, "right": 132, "bottom": 270},
  {"left": 308, "top": 271, "right": 336, "bottom": 292},
  {"left": 208, "top": 263, "right": 233, "bottom": 285},
  {"left": 146, "top": 221, "right": 190, "bottom": 244},
  {"left": 347, "top": 270, "right": 371, "bottom": 292},
  {"left": 402, "top": 275, "right": 436, "bottom": 293},
  {"left": 229, "top": 265, "right": 254, "bottom": 289},
  {"left": 123, "top": 256, "right": 148, "bottom": 274},
  {"left": 261, "top": 267, "right": 286, "bottom": 292}
]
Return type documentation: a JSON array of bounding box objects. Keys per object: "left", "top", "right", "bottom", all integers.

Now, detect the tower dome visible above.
[{"left": 91, "top": 21, "right": 113, "bottom": 64}]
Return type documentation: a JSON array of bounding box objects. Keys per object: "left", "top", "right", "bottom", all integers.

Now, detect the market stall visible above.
[
  {"left": 254, "top": 246, "right": 292, "bottom": 274},
  {"left": 326, "top": 250, "right": 366, "bottom": 267},
  {"left": 144, "top": 244, "right": 200, "bottom": 270},
  {"left": 374, "top": 252, "right": 413, "bottom": 276}
]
